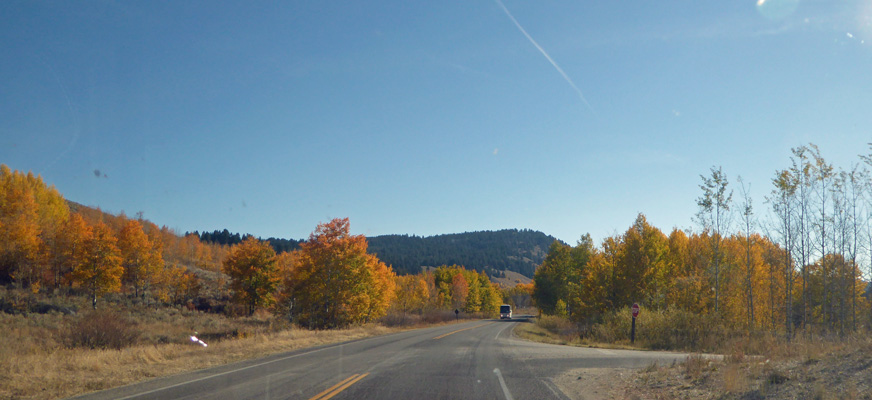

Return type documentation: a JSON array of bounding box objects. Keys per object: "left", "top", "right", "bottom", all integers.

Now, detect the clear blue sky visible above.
[{"left": 2, "top": 0, "right": 871, "bottom": 244}]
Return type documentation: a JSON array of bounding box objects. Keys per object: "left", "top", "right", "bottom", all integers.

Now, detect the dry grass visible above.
[
  {"left": 0, "top": 302, "right": 455, "bottom": 400},
  {"left": 3, "top": 323, "right": 398, "bottom": 399},
  {"left": 605, "top": 333, "right": 872, "bottom": 400},
  {"left": 521, "top": 312, "right": 872, "bottom": 399},
  {"left": 0, "top": 286, "right": 482, "bottom": 400},
  {"left": 514, "top": 316, "right": 644, "bottom": 351}
]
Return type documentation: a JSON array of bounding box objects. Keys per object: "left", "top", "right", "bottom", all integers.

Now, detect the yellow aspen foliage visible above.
[
  {"left": 72, "top": 222, "right": 123, "bottom": 309},
  {"left": 393, "top": 274, "right": 429, "bottom": 316},
  {"left": 504, "top": 282, "right": 534, "bottom": 308},
  {"left": 478, "top": 275, "right": 503, "bottom": 316},
  {"left": 0, "top": 180, "right": 42, "bottom": 287},
  {"left": 117, "top": 219, "right": 164, "bottom": 298},
  {"left": 286, "top": 218, "right": 396, "bottom": 329},
  {"left": 49, "top": 213, "right": 92, "bottom": 289},
  {"left": 0, "top": 165, "right": 70, "bottom": 290},
  {"left": 153, "top": 264, "right": 200, "bottom": 305},
  {"left": 450, "top": 273, "right": 469, "bottom": 310},
  {"left": 223, "top": 236, "right": 280, "bottom": 315}
]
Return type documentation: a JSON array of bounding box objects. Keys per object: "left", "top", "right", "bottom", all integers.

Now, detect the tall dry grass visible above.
[
  {"left": 1, "top": 311, "right": 400, "bottom": 399},
  {"left": 0, "top": 301, "right": 412, "bottom": 400},
  {"left": 590, "top": 306, "right": 735, "bottom": 352},
  {"left": 0, "top": 287, "right": 482, "bottom": 400}
]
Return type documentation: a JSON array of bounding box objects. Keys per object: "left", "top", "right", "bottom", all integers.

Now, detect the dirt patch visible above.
[
  {"left": 490, "top": 269, "right": 532, "bottom": 288},
  {"left": 594, "top": 340, "right": 872, "bottom": 400},
  {"left": 553, "top": 368, "right": 636, "bottom": 400}
]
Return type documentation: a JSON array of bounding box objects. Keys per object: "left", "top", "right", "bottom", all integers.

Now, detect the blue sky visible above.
[{"left": 2, "top": 0, "right": 871, "bottom": 244}]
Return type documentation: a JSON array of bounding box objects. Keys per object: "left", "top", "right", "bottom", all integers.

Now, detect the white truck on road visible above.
[{"left": 500, "top": 304, "right": 512, "bottom": 319}]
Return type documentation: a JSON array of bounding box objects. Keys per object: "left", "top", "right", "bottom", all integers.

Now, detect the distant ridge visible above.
[
  {"left": 65, "top": 201, "right": 558, "bottom": 279},
  {"left": 366, "top": 229, "right": 560, "bottom": 278},
  {"left": 192, "top": 228, "right": 560, "bottom": 279}
]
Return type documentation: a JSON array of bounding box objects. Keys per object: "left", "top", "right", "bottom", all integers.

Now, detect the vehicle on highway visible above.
[{"left": 500, "top": 304, "right": 512, "bottom": 319}]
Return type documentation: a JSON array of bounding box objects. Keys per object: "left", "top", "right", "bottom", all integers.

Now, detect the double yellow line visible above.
[
  {"left": 432, "top": 322, "right": 494, "bottom": 340},
  {"left": 309, "top": 373, "right": 369, "bottom": 400}
]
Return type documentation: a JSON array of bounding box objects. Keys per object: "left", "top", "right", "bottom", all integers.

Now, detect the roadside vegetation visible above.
[
  {"left": 526, "top": 142, "right": 872, "bottom": 398},
  {"left": 0, "top": 285, "right": 499, "bottom": 400},
  {"left": 0, "top": 164, "right": 519, "bottom": 399}
]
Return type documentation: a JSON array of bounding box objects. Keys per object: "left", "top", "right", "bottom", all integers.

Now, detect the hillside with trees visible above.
[
  {"left": 532, "top": 143, "right": 872, "bottom": 346},
  {"left": 195, "top": 228, "right": 559, "bottom": 279},
  {"left": 366, "top": 230, "right": 558, "bottom": 277}
]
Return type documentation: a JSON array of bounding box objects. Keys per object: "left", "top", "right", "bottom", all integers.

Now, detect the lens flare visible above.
[{"left": 756, "top": 0, "right": 799, "bottom": 20}]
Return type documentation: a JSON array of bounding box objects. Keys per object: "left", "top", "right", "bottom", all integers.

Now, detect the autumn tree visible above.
[
  {"left": 223, "top": 236, "right": 280, "bottom": 316},
  {"left": 0, "top": 166, "right": 71, "bottom": 288},
  {"left": 532, "top": 241, "right": 576, "bottom": 315},
  {"left": 696, "top": 166, "right": 733, "bottom": 314},
  {"left": 153, "top": 264, "right": 201, "bottom": 305},
  {"left": 737, "top": 176, "right": 756, "bottom": 329},
  {"left": 451, "top": 273, "right": 469, "bottom": 310},
  {"left": 617, "top": 214, "right": 669, "bottom": 308},
  {"left": 0, "top": 179, "right": 42, "bottom": 287},
  {"left": 118, "top": 219, "right": 164, "bottom": 299},
  {"left": 285, "top": 218, "right": 396, "bottom": 328},
  {"left": 48, "top": 213, "right": 91, "bottom": 290},
  {"left": 394, "top": 274, "right": 429, "bottom": 321},
  {"left": 505, "top": 282, "right": 534, "bottom": 308},
  {"left": 477, "top": 273, "right": 502, "bottom": 316},
  {"left": 71, "top": 222, "right": 123, "bottom": 309}
]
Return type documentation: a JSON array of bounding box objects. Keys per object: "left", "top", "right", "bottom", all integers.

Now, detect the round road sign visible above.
[{"left": 631, "top": 303, "right": 640, "bottom": 318}]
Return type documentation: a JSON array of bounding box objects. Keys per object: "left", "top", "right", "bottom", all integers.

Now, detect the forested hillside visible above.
[
  {"left": 195, "top": 228, "right": 559, "bottom": 278},
  {"left": 367, "top": 229, "right": 559, "bottom": 277},
  {"left": 193, "top": 229, "right": 301, "bottom": 254}
]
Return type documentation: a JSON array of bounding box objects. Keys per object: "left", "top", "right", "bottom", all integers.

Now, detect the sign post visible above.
[{"left": 630, "top": 303, "right": 640, "bottom": 344}]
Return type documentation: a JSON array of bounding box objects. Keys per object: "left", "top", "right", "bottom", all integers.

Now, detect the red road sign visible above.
[{"left": 631, "top": 303, "right": 640, "bottom": 318}]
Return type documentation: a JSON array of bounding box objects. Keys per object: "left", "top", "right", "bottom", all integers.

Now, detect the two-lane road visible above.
[{"left": 72, "top": 318, "right": 690, "bottom": 399}]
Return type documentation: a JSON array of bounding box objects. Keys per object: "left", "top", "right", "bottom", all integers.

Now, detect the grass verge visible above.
[
  {"left": 2, "top": 321, "right": 397, "bottom": 400},
  {"left": 0, "top": 305, "right": 479, "bottom": 400},
  {"left": 513, "top": 315, "right": 644, "bottom": 351},
  {"left": 617, "top": 333, "right": 872, "bottom": 399}
]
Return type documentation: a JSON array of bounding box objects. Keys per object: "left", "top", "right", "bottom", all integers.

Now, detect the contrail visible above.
[{"left": 495, "top": 0, "right": 593, "bottom": 111}]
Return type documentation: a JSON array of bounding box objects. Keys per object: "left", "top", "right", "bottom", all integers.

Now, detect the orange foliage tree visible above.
[
  {"left": 223, "top": 236, "right": 280, "bottom": 315},
  {"left": 71, "top": 222, "right": 123, "bottom": 309},
  {"left": 392, "top": 274, "right": 429, "bottom": 321},
  {"left": 48, "top": 213, "right": 91, "bottom": 289},
  {"left": 118, "top": 219, "right": 164, "bottom": 298},
  {"left": 0, "top": 165, "right": 70, "bottom": 289},
  {"left": 285, "top": 218, "right": 396, "bottom": 328}
]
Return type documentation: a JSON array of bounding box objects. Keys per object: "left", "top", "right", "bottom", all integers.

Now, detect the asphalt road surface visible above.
[{"left": 71, "top": 317, "right": 691, "bottom": 400}]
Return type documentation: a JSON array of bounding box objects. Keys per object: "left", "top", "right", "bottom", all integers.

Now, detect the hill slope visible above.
[
  {"left": 193, "top": 227, "right": 560, "bottom": 278},
  {"left": 366, "top": 229, "right": 559, "bottom": 278}
]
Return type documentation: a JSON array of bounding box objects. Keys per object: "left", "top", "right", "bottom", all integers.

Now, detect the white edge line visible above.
[
  {"left": 493, "top": 368, "right": 515, "bottom": 400},
  {"left": 115, "top": 329, "right": 422, "bottom": 400},
  {"left": 117, "top": 346, "right": 332, "bottom": 400}
]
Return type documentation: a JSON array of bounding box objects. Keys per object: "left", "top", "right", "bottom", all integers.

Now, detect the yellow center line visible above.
[
  {"left": 309, "top": 373, "right": 368, "bottom": 400},
  {"left": 432, "top": 322, "right": 495, "bottom": 340},
  {"left": 318, "top": 373, "right": 368, "bottom": 400}
]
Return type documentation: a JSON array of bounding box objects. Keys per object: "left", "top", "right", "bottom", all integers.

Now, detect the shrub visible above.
[
  {"left": 63, "top": 311, "right": 139, "bottom": 350},
  {"left": 537, "top": 315, "right": 582, "bottom": 341},
  {"left": 590, "top": 306, "right": 735, "bottom": 351},
  {"left": 421, "top": 310, "right": 459, "bottom": 324},
  {"left": 378, "top": 312, "right": 422, "bottom": 327}
]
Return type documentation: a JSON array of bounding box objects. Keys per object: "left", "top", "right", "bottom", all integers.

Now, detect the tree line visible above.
[
  {"left": 194, "top": 228, "right": 556, "bottom": 278},
  {"left": 534, "top": 143, "right": 872, "bottom": 335},
  {"left": 367, "top": 229, "right": 557, "bottom": 277},
  {"left": 221, "top": 219, "right": 505, "bottom": 328},
  {"left": 0, "top": 165, "right": 204, "bottom": 308},
  {"left": 0, "top": 165, "right": 508, "bottom": 327},
  {"left": 192, "top": 229, "right": 302, "bottom": 255}
]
